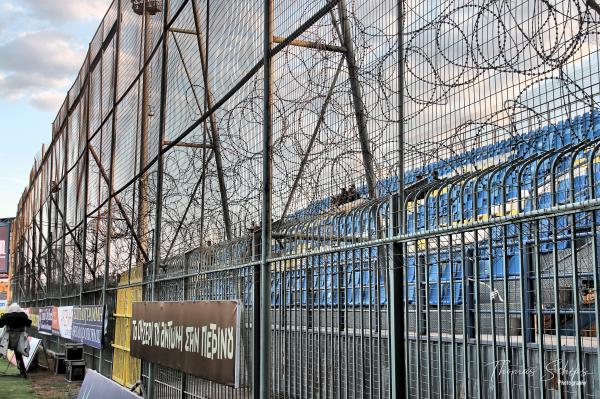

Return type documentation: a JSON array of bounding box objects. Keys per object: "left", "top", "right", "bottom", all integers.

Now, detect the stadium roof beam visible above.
[
  {"left": 271, "top": 36, "right": 347, "bottom": 53},
  {"left": 171, "top": 27, "right": 347, "bottom": 53},
  {"left": 162, "top": 140, "right": 212, "bottom": 149}
]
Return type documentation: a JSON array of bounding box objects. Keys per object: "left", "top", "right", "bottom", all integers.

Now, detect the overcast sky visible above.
[{"left": 0, "top": 0, "right": 111, "bottom": 217}]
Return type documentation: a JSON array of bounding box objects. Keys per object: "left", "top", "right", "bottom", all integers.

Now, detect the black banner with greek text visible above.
[{"left": 130, "top": 301, "right": 242, "bottom": 387}]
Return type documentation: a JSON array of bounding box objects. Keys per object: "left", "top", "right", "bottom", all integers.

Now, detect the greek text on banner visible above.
[{"left": 130, "top": 301, "right": 242, "bottom": 388}]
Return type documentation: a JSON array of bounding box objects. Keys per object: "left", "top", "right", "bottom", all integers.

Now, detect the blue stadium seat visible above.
[
  {"left": 416, "top": 204, "right": 426, "bottom": 230},
  {"left": 285, "top": 269, "right": 307, "bottom": 306},
  {"left": 406, "top": 256, "right": 416, "bottom": 304},
  {"left": 438, "top": 190, "right": 449, "bottom": 224},
  {"left": 406, "top": 210, "right": 415, "bottom": 233},
  {"left": 593, "top": 110, "right": 600, "bottom": 138},
  {"left": 427, "top": 256, "right": 439, "bottom": 305},
  {"left": 441, "top": 259, "right": 463, "bottom": 305},
  {"left": 271, "top": 272, "right": 281, "bottom": 306},
  {"left": 312, "top": 265, "right": 339, "bottom": 306},
  {"left": 429, "top": 281, "right": 439, "bottom": 305},
  {"left": 426, "top": 196, "right": 436, "bottom": 228},
  {"left": 243, "top": 268, "right": 253, "bottom": 305}
]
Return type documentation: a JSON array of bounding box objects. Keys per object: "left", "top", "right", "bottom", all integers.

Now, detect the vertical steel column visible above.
[
  {"left": 337, "top": 0, "right": 377, "bottom": 199},
  {"left": 31, "top": 222, "right": 37, "bottom": 303},
  {"left": 465, "top": 248, "right": 475, "bottom": 339},
  {"left": 388, "top": 0, "right": 406, "bottom": 396},
  {"left": 588, "top": 143, "right": 600, "bottom": 392},
  {"left": 259, "top": 0, "right": 273, "bottom": 397},
  {"left": 523, "top": 243, "right": 535, "bottom": 344},
  {"left": 389, "top": 196, "right": 406, "bottom": 398},
  {"left": 47, "top": 158, "right": 53, "bottom": 296},
  {"left": 25, "top": 229, "right": 30, "bottom": 302},
  {"left": 80, "top": 50, "right": 92, "bottom": 306},
  {"left": 137, "top": 7, "right": 151, "bottom": 263},
  {"left": 6, "top": 220, "right": 13, "bottom": 298},
  {"left": 252, "top": 227, "right": 261, "bottom": 397},
  {"left": 99, "top": 0, "right": 122, "bottom": 376},
  {"left": 568, "top": 151, "right": 584, "bottom": 397},
  {"left": 59, "top": 101, "right": 70, "bottom": 306},
  {"left": 37, "top": 187, "right": 43, "bottom": 304},
  {"left": 147, "top": 1, "right": 170, "bottom": 398},
  {"left": 515, "top": 163, "right": 530, "bottom": 398}
]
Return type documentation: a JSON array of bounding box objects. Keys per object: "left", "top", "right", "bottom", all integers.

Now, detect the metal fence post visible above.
[
  {"left": 523, "top": 242, "right": 534, "bottom": 344},
  {"left": 252, "top": 228, "right": 261, "bottom": 396},
  {"left": 259, "top": 0, "right": 274, "bottom": 397},
  {"left": 147, "top": 1, "right": 171, "bottom": 397},
  {"left": 59, "top": 98, "right": 70, "bottom": 307},
  {"left": 80, "top": 48, "right": 92, "bottom": 307},
  {"left": 389, "top": 195, "right": 406, "bottom": 399},
  {"left": 99, "top": 0, "right": 122, "bottom": 377},
  {"left": 388, "top": 1, "right": 407, "bottom": 397}
]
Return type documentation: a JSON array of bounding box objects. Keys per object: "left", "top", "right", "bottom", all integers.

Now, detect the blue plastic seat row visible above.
[
  {"left": 289, "top": 110, "right": 600, "bottom": 223},
  {"left": 272, "top": 263, "right": 387, "bottom": 307}
]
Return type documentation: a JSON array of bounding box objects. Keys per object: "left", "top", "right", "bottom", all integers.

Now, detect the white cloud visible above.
[
  {"left": 28, "top": 91, "right": 65, "bottom": 112},
  {"left": 20, "top": 0, "right": 110, "bottom": 23},
  {"left": 0, "top": 31, "right": 83, "bottom": 76},
  {"left": 0, "top": 73, "right": 68, "bottom": 100},
  {"left": 0, "top": 30, "right": 83, "bottom": 104},
  {"left": 0, "top": 2, "right": 24, "bottom": 14}
]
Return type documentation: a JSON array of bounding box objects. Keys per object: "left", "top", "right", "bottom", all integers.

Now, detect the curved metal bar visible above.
[
  {"left": 564, "top": 140, "right": 591, "bottom": 398},
  {"left": 568, "top": 140, "right": 592, "bottom": 202},
  {"left": 437, "top": 172, "right": 476, "bottom": 224},
  {"left": 472, "top": 163, "right": 505, "bottom": 221},
  {"left": 533, "top": 149, "right": 561, "bottom": 209},
  {"left": 587, "top": 138, "right": 600, "bottom": 200},
  {"left": 550, "top": 144, "right": 575, "bottom": 206},
  {"left": 501, "top": 157, "right": 527, "bottom": 216}
]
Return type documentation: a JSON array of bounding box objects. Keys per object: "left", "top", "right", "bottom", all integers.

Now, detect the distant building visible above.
[{"left": 0, "top": 217, "right": 13, "bottom": 302}]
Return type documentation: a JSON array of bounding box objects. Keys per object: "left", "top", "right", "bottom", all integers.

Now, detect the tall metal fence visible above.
[{"left": 9, "top": 0, "right": 600, "bottom": 397}]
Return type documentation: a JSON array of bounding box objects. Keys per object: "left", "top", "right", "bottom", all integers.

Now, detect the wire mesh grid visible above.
[{"left": 7, "top": 0, "right": 600, "bottom": 398}]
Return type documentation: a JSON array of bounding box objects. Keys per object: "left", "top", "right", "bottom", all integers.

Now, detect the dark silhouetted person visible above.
[
  {"left": 340, "top": 188, "right": 349, "bottom": 205},
  {"left": 347, "top": 184, "right": 360, "bottom": 202},
  {"left": 0, "top": 303, "right": 32, "bottom": 377},
  {"left": 333, "top": 188, "right": 343, "bottom": 207}
]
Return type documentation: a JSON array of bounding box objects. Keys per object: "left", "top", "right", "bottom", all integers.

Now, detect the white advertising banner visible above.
[{"left": 57, "top": 306, "right": 73, "bottom": 339}]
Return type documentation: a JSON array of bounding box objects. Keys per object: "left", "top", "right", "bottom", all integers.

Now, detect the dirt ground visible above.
[
  {"left": 27, "top": 356, "right": 82, "bottom": 399},
  {"left": 29, "top": 370, "right": 81, "bottom": 399}
]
